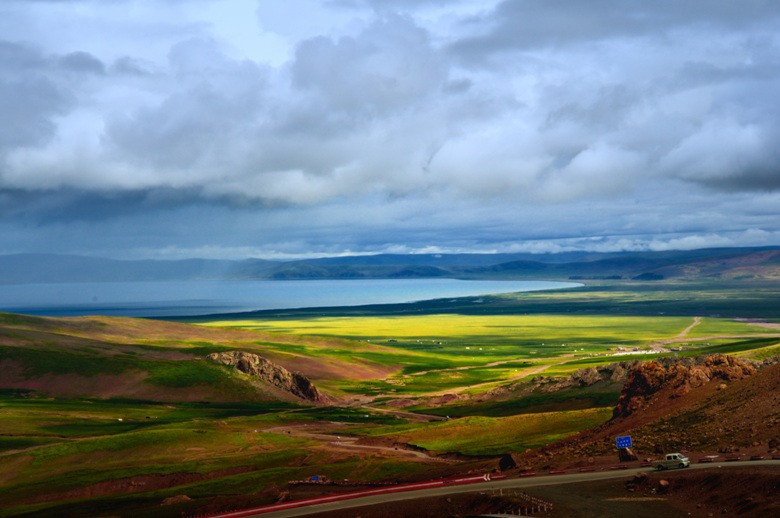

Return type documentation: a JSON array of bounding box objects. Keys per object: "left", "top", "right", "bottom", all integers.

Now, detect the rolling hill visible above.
[{"left": 0, "top": 313, "right": 393, "bottom": 403}]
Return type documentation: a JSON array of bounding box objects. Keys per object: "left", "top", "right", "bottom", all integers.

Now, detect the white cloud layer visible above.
[{"left": 1, "top": 0, "right": 780, "bottom": 258}]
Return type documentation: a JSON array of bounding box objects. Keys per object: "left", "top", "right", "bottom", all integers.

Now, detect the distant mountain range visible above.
[{"left": 1, "top": 247, "right": 779, "bottom": 284}]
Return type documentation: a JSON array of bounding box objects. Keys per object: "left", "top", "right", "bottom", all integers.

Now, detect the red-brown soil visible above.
[
  {"left": 532, "top": 465, "right": 780, "bottom": 518},
  {"left": 16, "top": 466, "right": 256, "bottom": 506},
  {"left": 647, "top": 466, "right": 780, "bottom": 518},
  {"left": 492, "top": 356, "right": 779, "bottom": 473}
]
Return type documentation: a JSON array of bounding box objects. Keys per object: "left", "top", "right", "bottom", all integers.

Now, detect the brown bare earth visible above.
[
  {"left": 527, "top": 466, "right": 780, "bottom": 518},
  {"left": 502, "top": 355, "right": 780, "bottom": 468}
]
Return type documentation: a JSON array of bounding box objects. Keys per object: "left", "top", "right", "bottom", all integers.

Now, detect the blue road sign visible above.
[{"left": 616, "top": 436, "right": 632, "bottom": 449}]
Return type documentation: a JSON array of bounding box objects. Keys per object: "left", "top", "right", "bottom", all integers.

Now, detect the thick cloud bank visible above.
[{"left": 1, "top": 0, "right": 779, "bottom": 258}]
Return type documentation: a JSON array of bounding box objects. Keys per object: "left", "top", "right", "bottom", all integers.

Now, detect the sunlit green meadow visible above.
[
  {"left": 201, "top": 313, "right": 773, "bottom": 395},
  {"left": 206, "top": 314, "right": 768, "bottom": 353},
  {"left": 207, "top": 313, "right": 684, "bottom": 343},
  {"left": 351, "top": 407, "right": 614, "bottom": 456}
]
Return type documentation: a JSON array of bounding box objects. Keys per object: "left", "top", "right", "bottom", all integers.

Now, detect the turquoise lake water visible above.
[{"left": 0, "top": 278, "right": 580, "bottom": 318}]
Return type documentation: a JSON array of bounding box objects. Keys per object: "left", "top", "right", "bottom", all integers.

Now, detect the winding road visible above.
[
  {"left": 647, "top": 316, "right": 780, "bottom": 351},
  {"left": 211, "top": 460, "right": 780, "bottom": 518}
]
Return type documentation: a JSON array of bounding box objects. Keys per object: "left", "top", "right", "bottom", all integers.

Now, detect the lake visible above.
[{"left": 0, "top": 279, "right": 580, "bottom": 318}]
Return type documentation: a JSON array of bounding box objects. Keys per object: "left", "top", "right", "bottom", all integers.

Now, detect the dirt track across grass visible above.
[{"left": 264, "top": 425, "right": 455, "bottom": 463}]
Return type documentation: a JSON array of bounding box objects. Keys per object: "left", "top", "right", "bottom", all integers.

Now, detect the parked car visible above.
[{"left": 653, "top": 453, "right": 690, "bottom": 470}]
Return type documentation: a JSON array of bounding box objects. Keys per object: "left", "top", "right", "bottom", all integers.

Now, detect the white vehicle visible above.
[{"left": 653, "top": 453, "right": 690, "bottom": 470}]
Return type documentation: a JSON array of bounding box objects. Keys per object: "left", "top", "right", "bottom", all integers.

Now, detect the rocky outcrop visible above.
[
  {"left": 208, "top": 351, "right": 323, "bottom": 402},
  {"left": 527, "top": 354, "right": 777, "bottom": 397},
  {"left": 613, "top": 354, "right": 756, "bottom": 419},
  {"left": 475, "top": 354, "right": 777, "bottom": 413},
  {"left": 527, "top": 359, "right": 645, "bottom": 393}
]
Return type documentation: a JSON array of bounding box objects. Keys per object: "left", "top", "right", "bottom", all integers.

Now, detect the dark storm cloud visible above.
[
  {"left": 2, "top": 185, "right": 777, "bottom": 259},
  {"left": 0, "top": 187, "right": 208, "bottom": 224},
  {"left": 58, "top": 51, "right": 106, "bottom": 74},
  {"left": 452, "top": 0, "right": 780, "bottom": 56},
  {"left": 110, "top": 56, "right": 152, "bottom": 76}
]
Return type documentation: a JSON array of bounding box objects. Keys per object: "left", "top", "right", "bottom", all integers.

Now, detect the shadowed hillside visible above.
[
  {"left": 0, "top": 313, "right": 394, "bottom": 403},
  {"left": 512, "top": 354, "right": 780, "bottom": 463}
]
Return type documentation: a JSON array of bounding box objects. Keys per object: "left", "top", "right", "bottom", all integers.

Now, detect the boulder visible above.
[
  {"left": 498, "top": 452, "right": 521, "bottom": 471},
  {"left": 573, "top": 367, "right": 601, "bottom": 386}
]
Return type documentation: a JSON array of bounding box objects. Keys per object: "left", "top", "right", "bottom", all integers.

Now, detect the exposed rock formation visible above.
[
  {"left": 208, "top": 351, "right": 323, "bottom": 402},
  {"left": 526, "top": 355, "right": 777, "bottom": 396},
  {"left": 528, "top": 359, "right": 645, "bottom": 394},
  {"left": 510, "top": 358, "right": 780, "bottom": 464},
  {"left": 613, "top": 354, "right": 756, "bottom": 418}
]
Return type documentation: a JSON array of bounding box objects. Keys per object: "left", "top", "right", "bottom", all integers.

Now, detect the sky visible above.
[{"left": 1, "top": 0, "right": 780, "bottom": 260}]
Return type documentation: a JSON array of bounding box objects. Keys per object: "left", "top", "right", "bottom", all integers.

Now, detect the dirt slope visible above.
[{"left": 528, "top": 355, "right": 780, "bottom": 460}]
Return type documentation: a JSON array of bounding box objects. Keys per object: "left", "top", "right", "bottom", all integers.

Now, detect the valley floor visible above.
[{"left": 1, "top": 279, "right": 779, "bottom": 517}]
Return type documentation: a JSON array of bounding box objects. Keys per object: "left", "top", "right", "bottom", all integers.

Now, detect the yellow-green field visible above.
[
  {"left": 201, "top": 313, "right": 777, "bottom": 395},
  {"left": 354, "top": 407, "right": 614, "bottom": 456},
  {"left": 207, "top": 313, "right": 682, "bottom": 340},
  {"left": 206, "top": 313, "right": 770, "bottom": 350}
]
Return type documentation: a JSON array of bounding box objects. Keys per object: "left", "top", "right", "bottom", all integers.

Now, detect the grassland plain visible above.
[
  {"left": 2, "top": 280, "right": 780, "bottom": 517},
  {"left": 202, "top": 311, "right": 776, "bottom": 395}
]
